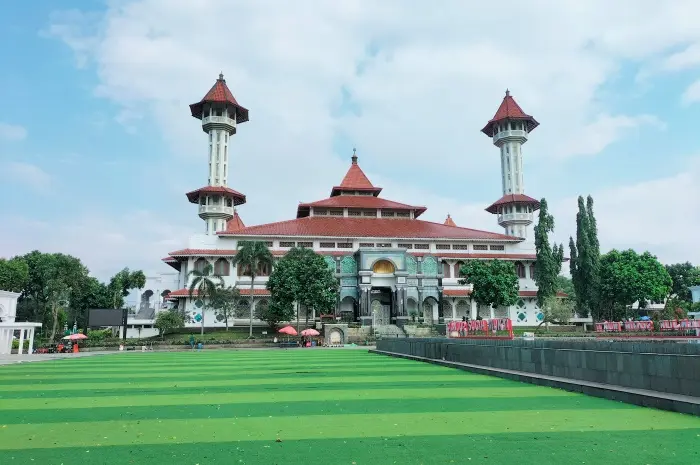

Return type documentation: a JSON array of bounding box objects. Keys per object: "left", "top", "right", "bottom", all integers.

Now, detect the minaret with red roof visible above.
[
  {"left": 482, "top": 90, "right": 540, "bottom": 238},
  {"left": 187, "top": 73, "right": 249, "bottom": 235}
]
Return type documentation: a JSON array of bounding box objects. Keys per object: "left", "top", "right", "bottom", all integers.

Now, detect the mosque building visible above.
[{"left": 158, "top": 74, "right": 555, "bottom": 328}]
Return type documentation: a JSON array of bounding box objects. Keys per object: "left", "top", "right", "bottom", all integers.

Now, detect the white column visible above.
[
  {"left": 17, "top": 328, "right": 25, "bottom": 355},
  {"left": 489, "top": 307, "right": 495, "bottom": 319},
  {"left": 451, "top": 300, "right": 456, "bottom": 320},
  {"left": 0, "top": 329, "right": 7, "bottom": 354},
  {"left": 470, "top": 300, "right": 477, "bottom": 320},
  {"left": 28, "top": 328, "right": 35, "bottom": 355}
]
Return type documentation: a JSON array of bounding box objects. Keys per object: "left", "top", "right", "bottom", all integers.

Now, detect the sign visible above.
[{"left": 447, "top": 318, "right": 513, "bottom": 338}]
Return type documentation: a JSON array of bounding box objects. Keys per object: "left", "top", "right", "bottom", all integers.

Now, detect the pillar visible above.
[
  {"left": 470, "top": 299, "right": 477, "bottom": 320},
  {"left": 489, "top": 307, "right": 495, "bottom": 319},
  {"left": 28, "top": 328, "right": 35, "bottom": 355},
  {"left": 451, "top": 299, "right": 456, "bottom": 320},
  {"left": 17, "top": 328, "right": 25, "bottom": 355}
]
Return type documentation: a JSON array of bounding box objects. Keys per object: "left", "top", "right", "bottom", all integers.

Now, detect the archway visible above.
[
  {"left": 406, "top": 298, "right": 418, "bottom": 322},
  {"left": 422, "top": 297, "right": 438, "bottom": 324},
  {"left": 372, "top": 259, "right": 395, "bottom": 274},
  {"left": 340, "top": 296, "right": 356, "bottom": 322},
  {"left": 329, "top": 328, "right": 343, "bottom": 346}
]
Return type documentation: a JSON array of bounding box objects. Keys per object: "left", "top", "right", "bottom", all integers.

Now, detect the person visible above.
[{"left": 189, "top": 334, "right": 195, "bottom": 350}]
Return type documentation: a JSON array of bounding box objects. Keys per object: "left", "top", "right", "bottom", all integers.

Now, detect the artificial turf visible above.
[{"left": 0, "top": 350, "right": 698, "bottom": 464}]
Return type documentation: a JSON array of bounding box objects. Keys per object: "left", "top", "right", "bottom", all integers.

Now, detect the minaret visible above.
[
  {"left": 482, "top": 90, "right": 541, "bottom": 239},
  {"left": 186, "top": 73, "right": 250, "bottom": 235}
]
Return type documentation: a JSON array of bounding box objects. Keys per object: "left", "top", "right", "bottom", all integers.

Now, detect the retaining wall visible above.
[{"left": 376, "top": 338, "right": 700, "bottom": 398}]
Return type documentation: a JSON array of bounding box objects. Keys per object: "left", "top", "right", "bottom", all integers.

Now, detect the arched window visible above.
[
  {"left": 372, "top": 260, "right": 395, "bottom": 274},
  {"left": 194, "top": 258, "right": 207, "bottom": 273},
  {"left": 515, "top": 261, "right": 526, "bottom": 279},
  {"left": 529, "top": 263, "right": 536, "bottom": 280},
  {"left": 214, "top": 258, "right": 230, "bottom": 276},
  {"left": 442, "top": 262, "right": 451, "bottom": 278},
  {"left": 257, "top": 262, "right": 271, "bottom": 276},
  {"left": 456, "top": 261, "right": 466, "bottom": 278}
]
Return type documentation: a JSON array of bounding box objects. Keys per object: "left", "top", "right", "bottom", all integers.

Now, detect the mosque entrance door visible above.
[{"left": 370, "top": 287, "right": 393, "bottom": 326}]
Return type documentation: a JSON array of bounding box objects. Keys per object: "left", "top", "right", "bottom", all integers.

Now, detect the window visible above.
[
  {"left": 280, "top": 241, "right": 294, "bottom": 248},
  {"left": 489, "top": 244, "right": 505, "bottom": 251},
  {"left": 377, "top": 243, "right": 392, "bottom": 248},
  {"left": 329, "top": 209, "right": 344, "bottom": 216},
  {"left": 529, "top": 263, "right": 536, "bottom": 279},
  {"left": 398, "top": 243, "right": 413, "bottom": 249},
  {"left": 381, "top": 211, "right": 395, "bottom": 217},
  {"left": 194, "top": 258, "right": 207, "bottom": 273},
  {"left": 320, "top": 242, "right": 335, "bottom": 248},
  {"left": 473, "top": 245, "right": 488, "bottom": 251},
  {"left": 359, "top": 243, "right": 375, "bottom": 248},
  {"left": 362, "top": 210, "right": 377, "bottom": 217},
  {"left": 337, "top": 242, "right": 352, "bottom": 248},
  {"left": 442, "top": 262, "right": 451, "bottom": 278},
  {"left": 515, "top": 261, "right": 526, "bottom": 279},
  {"left": 456, "top": 261, "right": 466, "bottom": 278},
  {"left": 264, "top": 241, "right": 273, "bottom": 247},
  {"left": 314, "top": 209, "right": 328, "bottom": 216},
  {"left": 436, "top": 244, "right": 451, "bottom": 250},
  {"left": 348, "top": 210, "right": 361, "bottom": 216},
  {"left": 396, "top": 212, "right": 410, "bottom": 218},
  {"left": 297, "top": 241, "right": 313, "bottom": 248},
  {"left": 414, "top": 244, "right": 429, "bottom": 250},
  {"left": 214, "top": 258, "right": 230, "bottom": 276},
  {"left": 452, "top": 244, "right": 469, "bottom": 250}
]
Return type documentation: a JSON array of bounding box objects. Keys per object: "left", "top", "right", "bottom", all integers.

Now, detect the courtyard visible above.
[{"left": 0, "top": 349, "right": 698, "bottom": 464}]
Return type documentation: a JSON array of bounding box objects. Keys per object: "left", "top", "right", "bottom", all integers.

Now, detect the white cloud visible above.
[
  {"left": 682, "top": 79, "right": 700, "bottom": 106},
  {"left": 31, "top": 0, "right": 700, "bottom": 275},
  {"left": 663, "top": 43, "right": 700, "bottom": 72},
  {"left": 0, "top": 123, "right": 27, "bottom": 141},
  {"left": 3, "top": 162, "right": 52, "bottom": 193}
]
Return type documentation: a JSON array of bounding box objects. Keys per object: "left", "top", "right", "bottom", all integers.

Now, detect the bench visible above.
[{"left": 278, "top": 341, "right": 297, "bottom": 348}]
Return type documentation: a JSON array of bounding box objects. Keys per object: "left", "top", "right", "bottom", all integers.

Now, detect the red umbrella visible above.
[
  {"left": 278, "top": 325, "right": 298, "bottom": 336},
  {"left": 301, "top": 328, "right": 319, "bottom": 336},
  {"left": 62, "top": 333, "right": 88, "bottom": 340}
]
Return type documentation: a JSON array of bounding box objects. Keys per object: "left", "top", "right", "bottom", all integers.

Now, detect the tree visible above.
[
  {"left": 256, "top": 298, "right": 294, "bottom": 331},
  {"left": 537, "top": 296, "right": 574, "bottom": 330},
  {"left": 154, "top": 310, "right": 185, "bottom": 338},
  {"left": 599, "top": 249, "right": 672, "bottom": 321},
  {"left": 665, "top": 262, "right": 700, "bottom": 302},
  {"left": 69, "top": 276, "right": 112, "bottom": 331},
  {"left": 206, "top": 285, "right": 241, "bottom": 330},
  {"left": 231, "top": 241, "right": 275, "bottom": 338},
  {"left": 556, "top": 275, "right": 575, "bottom": 301},
  {"left": 569, "top": 195, "right": 600, "bottom": 318},
  {"left": 459, "top": 260, "right": 519, "bottom": 316},
  {"left": 108, "top": 268, "right": 146, "bottom": 309},
  {"left": 188, "top": 263, "right": 223, "bottom": 335},
  {"left": 534, "top": 198, "right": 564, "bottom": 307},
  {"left": 267, "top": 247, "right": 337, "bottom": 333},
  {"left": 0, "top": 257, "right": 29, "bottom": 293}
]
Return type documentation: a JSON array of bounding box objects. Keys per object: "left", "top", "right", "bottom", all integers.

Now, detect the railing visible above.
[
  {"left": 497, "top": 212, "right": 532, "bottom": 223},
  {"left": 493, "top": 129, "right": 528, "bottom": 143},
  {"left": 198, "top": 205, "right": 234, "bottom": 215},
  {"left": 202, "top": 115, "right": 236, "bottom": 127}
]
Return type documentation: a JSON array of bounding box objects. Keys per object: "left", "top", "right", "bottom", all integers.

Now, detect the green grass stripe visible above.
[
  {"left": 0, "top": 379, "right": 515, "bottom": 399},
  {"left": 0, "top": 385, "right": 572, "bottom": 410},
  {"left": 0, "top": 367, "right": 465, "bottom": 384},
  {"left": 3, "top": 409, "right": 698, "bottom": 450},
  {"left": 3, "top": 430, "right": 698, "bottom": 465},
  {"left": 2, "top": 395, "right": 634, "bottom": 425},
  {"left": 0, "top": 373, "right": 473, "bottom": 392}
]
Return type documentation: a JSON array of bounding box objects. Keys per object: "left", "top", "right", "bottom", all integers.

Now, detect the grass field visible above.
[{"left": 0, "top": 349, "right": 698, "bottom": 464}]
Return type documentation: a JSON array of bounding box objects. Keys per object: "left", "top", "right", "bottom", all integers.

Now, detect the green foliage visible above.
[
  {"left": 231, "top": 241, "right": 275, "bottom": 338},
  {"left": 665, "top": 262, "right": 700, "bottom": 302},
  {"left": 188, "top": 263, "right": 224, "bottom": 335},
  {"left": 108, "top": 268, "right": 147, "bottom": 309},
  {"left": 534, "top": 198, "right": 564, "bottom": 307},
  {"left": 267, "top": 247, "right": 338, "bottom": 331},
  {"left": 69, "top": 277, "right": 112, "bottom": 329},
  {"left": 459, "top": 260, "right": 519, "bottom": 309},
  {"left": 206, "top": 285, "right": 241, "bottom": 330},
  {"left": 0, "top": 256, "right": 29, "bottom": 293},
  {"left": 661, "top": 297, "right": 690, "bottom": 320},
  {"left": 555, "top": 275, "right": 575, "bottom": 301},
  {"left": 255, "top": 298, "right": 294, "bottom": 330},
  {"left": 154, "top": 310, "right": 185, "bottom": 338},
  {"left": 538, "top": 297, "right": 574, "bottom": 329},
  {"left": 569, "top": 195, "right": 600, "bottom": 318},
  {"left": 599, "top": 249, "right": 673, "bottom": 321}
]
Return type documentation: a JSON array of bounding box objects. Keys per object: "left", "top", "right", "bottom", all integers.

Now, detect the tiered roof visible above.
[
  {"left": 185, "top": 186, "right": 246, "bottom": 205},
  {"left": 481, "top": 90, "right": 539, "bottom": 136},
  {"left": 189, "top": 73, "right": 249, "bottom": 123},
  {"left": 485, "top": 194, "right": 540, "bottom": 214},
  {"left": 330, "top": 152, "right": 382, "bottom": 197},
  {"left": 225, "top": 210, "right": 246, "bottom": 232},
  {"left": 444, "top": 214, "right": 457, "bottom": 227}
]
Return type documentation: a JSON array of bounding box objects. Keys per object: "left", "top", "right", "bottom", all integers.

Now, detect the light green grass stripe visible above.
[
  {"left": 0, "top": 365, "right": 456, "bottom": 382},
  {"left": 0, "top": 385, "right": 574, "bottom": 411},
  {"left": 3, "top": 409, "right": 697, "bottom": 450},
  {"left": 0, "top": 373, "right": 468, "bottom": 392}
]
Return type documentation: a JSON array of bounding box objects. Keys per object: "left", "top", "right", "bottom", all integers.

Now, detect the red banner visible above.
[
  {"left": 448, "top": 319, "right": 513, "bottom": 338},
  {"left": 595, "top": 319, "right": 700, "bottom": 332}
]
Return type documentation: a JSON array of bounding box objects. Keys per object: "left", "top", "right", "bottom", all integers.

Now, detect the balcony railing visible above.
[
  {"left": 497, "top": 212, "right": 533, "bottom": 223},
  {"left": 199, "top": 205, "right": 234, "bottom": 216},
  {"left": 202, "top": 115, "right": 236, "bottom": 127},
  {"left": 493, "top": 129, "right": 528, "bottom": 143}
]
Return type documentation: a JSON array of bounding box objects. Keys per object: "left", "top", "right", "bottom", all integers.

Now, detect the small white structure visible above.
[
  {"left": 0, "top": 290, "right": 42, "bottom": 355},
  {"left": 690, "top": 285, "right": 700, "bottom": 304}
]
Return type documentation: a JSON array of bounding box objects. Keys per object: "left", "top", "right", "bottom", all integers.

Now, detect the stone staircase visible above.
[{"left": 375, "top": 324, "right": 408, "bottom": 339}]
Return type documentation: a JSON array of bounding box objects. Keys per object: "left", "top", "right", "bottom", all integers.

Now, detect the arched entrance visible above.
[
  {"left": 422, "top": 297, "right": 438, "bottom": 324},
  {"left": 370, "top": 287, "right": 393, "bottom": 325},
  {"left": 339, "top": 296, "right": 356, "bottom": 322},
  {"left": 329, "top": 328, "right": 343, "bottom": 346}
]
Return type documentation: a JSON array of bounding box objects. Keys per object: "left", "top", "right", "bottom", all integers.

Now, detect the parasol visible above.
[
  {"left": 278, "top": 325, "right": 298, "bottom": 336},
  {"left": 62, "top": 333, "right": 88, "bottom": 340},
  {"left": 300, "top": 328, "right": 319, "bottom": 336}
]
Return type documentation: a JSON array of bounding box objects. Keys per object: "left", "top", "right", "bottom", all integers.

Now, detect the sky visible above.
[{"left": 1, "top": 0, "right": 700, "bottom": 281}]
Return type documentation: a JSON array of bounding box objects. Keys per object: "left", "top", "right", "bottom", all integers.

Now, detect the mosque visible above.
[{"left": 149, "top": 74, "right": 557, "bottom": 329}]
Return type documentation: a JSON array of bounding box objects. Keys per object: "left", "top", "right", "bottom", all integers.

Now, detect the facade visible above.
[
  {"left": 0, "top": 290, "right": 42, "bottom": 355},
  {"left": 160, "top": 75, "right": 558, "bottom": 328}
]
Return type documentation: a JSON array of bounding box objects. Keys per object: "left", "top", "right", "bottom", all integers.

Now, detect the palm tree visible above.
[
  {"left": 231, "top": 241, "right": 274, "bottom": 338},
  {"left": 188, "top": 263, "right": 224, "bottom": 335}
]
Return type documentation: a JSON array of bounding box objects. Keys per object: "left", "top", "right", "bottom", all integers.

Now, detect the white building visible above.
[{"left": 157, "top": 75, "right": 565, "bottom": 329}]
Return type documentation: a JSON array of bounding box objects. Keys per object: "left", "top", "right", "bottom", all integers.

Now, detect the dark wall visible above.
[{"left": 376, "top": 338, "right": 700, "bottom": 398}]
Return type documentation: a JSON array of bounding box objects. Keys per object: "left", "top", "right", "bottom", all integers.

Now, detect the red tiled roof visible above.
[
  {"left": 189, "top": 74, "right": 249, "bottom": 123},
  {"left": 443, "top": 289, "right": 472, "bottom": 297},
  {"left": 218, "top": 216, "right": 520, "bottom": 241},
  {"left": 238, "top": 288, "right": 271, "bottom": 296},
  {"left": 330, "top": 155, "right": 382, "bottom": 196},
  {"left": 426, "top": 253, "right": 537, "bottom": 260},
  {"left": 225, "top": 211, "right": 246, "bottom": 232},
  {"left": 444, "top": 214, "right": 457, "bottom": 227},
  {"left": 485, "top": 194, "right": 540, "bottom": 214},
  {"left": 168, "top": 288, "right": 197, "bottom": 298},
  {"left": 186, "top": 186, "right": 246, "bottom": 205},
  {"left": 519, "top": 290, "right": 568, "bottom": 298},
  {"left": 481, "top": 90, "right": 539, "bottom": 135},
  {"left": 297, "top": 196, "right": 426, "bottom": 218},
  {"left": 167, "top": 248, "right": 289, "bottom": 258}
]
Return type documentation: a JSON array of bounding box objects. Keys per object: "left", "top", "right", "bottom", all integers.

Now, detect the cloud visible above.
[
  {"left": 3, "top": 162, "right": 52, "bottom": 193},
  {"left": 563, "top": 114, "right": 665, "bottom": 157},
  {"left": 682, "top": 79, "right": 700, "bottom": 106},
  {"left": 0, "top": 123, "right": 27, "bottom": 141}
]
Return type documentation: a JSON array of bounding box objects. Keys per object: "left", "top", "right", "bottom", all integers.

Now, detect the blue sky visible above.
[{"left": 1, "top": 0, "right": 700, "bottom": 280}]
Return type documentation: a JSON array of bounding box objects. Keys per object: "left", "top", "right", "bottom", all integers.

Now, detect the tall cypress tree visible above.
[
  {"left": 534, "top": 198, "right": 564, "bottom": 307},
  {"left": 569, "top": 195, "right": 601, "bottom": 319},
  {"left": 585, "top": 196, "right": 601, "bottom": 317}
]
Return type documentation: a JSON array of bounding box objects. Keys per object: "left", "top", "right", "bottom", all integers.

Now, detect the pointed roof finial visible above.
[
  {"left": 351, "top": 147, "right": 358, "bottom": 164},
  {"left": 219, "top": 72, "right": 224, "bottom": 80},
  {"left": 505, "top": 88, "right": 510, "bottom": 97}
]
